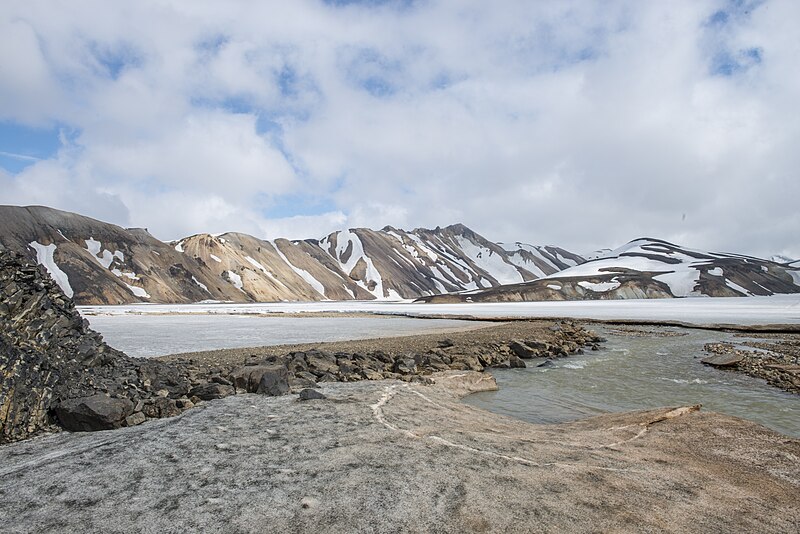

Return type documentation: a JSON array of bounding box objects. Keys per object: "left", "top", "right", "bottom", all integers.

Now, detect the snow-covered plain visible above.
[
  {"left": 83, "top": 315, "right": 490, "bottom": 358},
  {"left": 78, "top": 294, "right": 800, "bottom": 327}
]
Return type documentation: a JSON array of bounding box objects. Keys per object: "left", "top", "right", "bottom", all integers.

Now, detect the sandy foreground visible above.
[{"left": 1, "top": 370, "right": 798, "bottom": 534}]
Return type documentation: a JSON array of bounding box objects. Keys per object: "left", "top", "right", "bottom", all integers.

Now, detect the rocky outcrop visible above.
[{"left": 0, "top": 247, "right": 222, "bottom": 443}]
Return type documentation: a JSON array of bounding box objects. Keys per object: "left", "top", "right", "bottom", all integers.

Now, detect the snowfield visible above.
[
  {"left": 79, "top": 294, "right": 800, "bottom": 327},
  {"left": 29, "top": 241, "right": 73, "bottom": 298}
]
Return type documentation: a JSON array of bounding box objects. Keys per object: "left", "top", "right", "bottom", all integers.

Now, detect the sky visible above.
[{"left": 0, "top": 0, "right": 798, "bottom": 258}]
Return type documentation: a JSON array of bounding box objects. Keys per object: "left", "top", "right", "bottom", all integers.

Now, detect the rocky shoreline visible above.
[{"left": 702, "top": 335, "right": 800, "bottom": 394}]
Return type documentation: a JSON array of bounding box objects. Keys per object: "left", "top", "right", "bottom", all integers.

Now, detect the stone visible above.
[
  {"left": 360, "top": 369, "right": 385, "bottom": 380},
  {"left": 256, "top": 365, "right": 290, "bottom": 396},
  {"left": 230, "top": 364, "right": 288, "bottom": 393},
  {"left": 210, "top": 375, "right": 232, "bottom": 386},
  {"left": 305, "top": 351, "right": 339, "bottom": 375},
  {"left": 142, "top": 397, "right": 181, "bottom": 418},
  {"left": 524, "top": 340, "right": 549, "bottom": 351},
  {"left": 189, "top": 382, "right": 235, "bottom": 400},
  {"left": 298, "top": 388, "right": 326, "bottom": 401},
  {"left": 508, "top": 340, "right": 538, "bottom": 359},
  {"left": 289, "top": 374, "right": 318, "bottom": 390},
  {"left": 125, "top": 412, "right": 146, "bottom": 427},
  {"left": 176, "top": 398, "right": 194, "bottom": 410},
  {"left": 55, "top": 394, "right": 134, "bottom": 431},
  {"left": 701, "top": 353, "right": 745, "bottom": 367},
  {"left": 508, "top": 354, "right": 526, "bottom": 368},
  {"left": 394, "top": 357, "right": 418, "bottom": 375},
  {"left": 537, "top": 359, "right": 555, "bottom": 368}
]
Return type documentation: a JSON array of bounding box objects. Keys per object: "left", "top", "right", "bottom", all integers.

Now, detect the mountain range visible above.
[
  {"left": 1, "top": 205, "right": 797, "bottom": 305},
  {"left": 0, "top": 205, "right": 582, "bottom": 305},
  {"left": 422, "top": 238, "right": 800, "bottom": 302}
]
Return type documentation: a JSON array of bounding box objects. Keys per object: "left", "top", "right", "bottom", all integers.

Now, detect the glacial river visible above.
[{"left": 464, "top": 326, "right": 800, "bottom": 437}]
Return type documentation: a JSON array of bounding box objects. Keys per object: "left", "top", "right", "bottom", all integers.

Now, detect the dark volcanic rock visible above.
[
  {"left": 702, "top": 353, "right": 745, "bottom": 367},
  {"left": 298, "top": 388, "right": 326, "bottom": 401},
  {"left": 508, "top": 354, "right": 526, "bottom": 368},
  {"left": 0, "top": 334, "right": 57, "bottom": 443},
  {"left": 257, "top": 365, "right": 290, "bottom": 396},
  {"left": 55, "top": 394, "right": 134, "bottom": 431},
  {"left": 508, "top": 340, "right": 538, "bottom": 359},
  {"left": 189, "top": 382, "right": 235, "bottom": 401},
  {"left": 0, "top": 247, "right": 215, "bottom": 443}
]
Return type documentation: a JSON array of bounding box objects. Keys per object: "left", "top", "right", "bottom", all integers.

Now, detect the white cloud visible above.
[{"left": 0, "top": 0, "right": 798, "bottom": 258}]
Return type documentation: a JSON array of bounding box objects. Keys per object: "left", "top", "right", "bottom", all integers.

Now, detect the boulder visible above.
[
  {"left": 508, "top": 340, "right": 538, "bottom": 359},
  {"left": 524, "top": 340, "right": 549, "bottom": 351},
  {"left": 189, "top": 382, "right": 235, "bottom": 401},
  {"left": 298, "top": 388, "right": 326, "bottom": 401},
  {"left": 125, "top": 412, "right": 146, "bottom": 427},
  {"left": 508, "top": 354, "right": 526, "bottom": 368},
  {"left": 142, "top": 397, "right": 181, "bottom": 418},
  {"left": 701, "top": 353, "right": 745, "bottom": 367},
  {"left": 55, "top": 394, "right": 134, "bottom": 431},
  {"left": 230, "top": 364, "right": 286, "bottom": 393},
  {"left": 256, "top": 365, "right": 290, "bottom": 396},
  {"left": 305, "top": 351, "right": 339, "bottom": 375},
  {"left": 394, "top": 357, "right": 418, "bottom": 375}
]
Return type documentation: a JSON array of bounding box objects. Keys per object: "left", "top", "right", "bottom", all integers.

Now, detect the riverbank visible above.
[
  {"left": 1, "top": 371, "right": 797, "bottom": 533},
  {"left": 157, "top": 319, "right": 600, "bottom": 371}
]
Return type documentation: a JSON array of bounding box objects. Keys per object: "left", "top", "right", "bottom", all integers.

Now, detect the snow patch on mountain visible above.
[
  {"left": 226, "top": 271, "right": 244, "bottom": 292},
  {"left": 192, "top": 276, "right": 209, "bottom": 293},
  {"left": 455, "top": 236, "right": 523, "bottom": 285},
  {"left": 125, "top": 283, "right": 150, "bottom": 299},
  {"left": 85, "top": 238, "right": 123, "bottom": 269},
  {"left": 272, "top": 242, "right": 327, "bottom": 298},
  {"left": 29, "top": 241, "right": 73, "bottom": 298},
  {"left": 578, "top": 280, "right": 621, "bottom": 292}
]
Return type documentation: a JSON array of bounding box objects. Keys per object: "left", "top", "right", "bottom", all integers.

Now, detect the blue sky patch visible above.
[
  {"left": 710, "top": 46, "right": 763, "bottom": 76},
  {"left": 260, "top": 192, "right": 338, "bottom": 219},
  {"left": 88, "top": 41, "right": 142, "bottom": 80},
  {"left": 0, "top": 121, "right": 69, "bottom": 173}
]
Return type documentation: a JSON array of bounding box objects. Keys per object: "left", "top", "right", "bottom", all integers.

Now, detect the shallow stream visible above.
[{"left": 464, "top": 326, "right": 800, "bottom": 437}]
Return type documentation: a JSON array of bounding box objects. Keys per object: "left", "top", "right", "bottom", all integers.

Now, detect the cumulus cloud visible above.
[{"left": 0, "top": 0, "right": 797, "bottom": 258}]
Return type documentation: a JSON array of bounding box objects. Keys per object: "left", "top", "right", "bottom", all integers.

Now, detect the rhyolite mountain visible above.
[
  {"left": 0, "top": 205, "right": 582, "bottom": 305},
  {"left": 420, "top": 238, "right": 800, "bottom": 302}
]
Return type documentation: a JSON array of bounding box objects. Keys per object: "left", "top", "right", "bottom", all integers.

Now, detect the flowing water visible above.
[{"left": 464, "top": 326, "right": 800, "bottom": 437}]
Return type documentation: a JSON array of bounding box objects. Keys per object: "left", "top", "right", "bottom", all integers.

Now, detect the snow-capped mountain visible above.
[
  {"left": 0, "top": 205, "right": 585, "bottom": 304},
  {"left": 421, "top": 238, "right": 800, "bottom": 302},
  {"left": 770, "top": 254, "right": 796, "bottom": 265}
]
